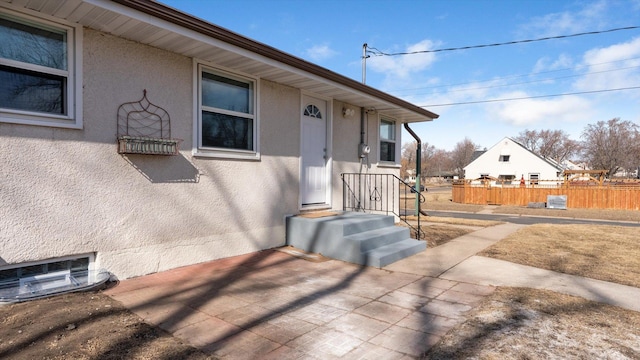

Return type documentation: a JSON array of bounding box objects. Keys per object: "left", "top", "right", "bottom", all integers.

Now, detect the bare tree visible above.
[
  {"left": 514, "top": 129, "right": 541, "bottom": 153},
  {"left": 430, "top": 149, "right": 454, "bottom": 179},
  {"left": 581, "top": 118, "right": 640, "bottom": 177},
  {"left": 401, "top": 142, "right": 455, "bottom": 181},
  {"left": 400, "top": 142, "right": 418, "bottom": 180},
  {"left": 451, "top": 138, "right": 480, "bottom": 178},
  {"left": 420, "top": 143, "right": 437, "bottom": 178},
  {"left": 514, "top": 129, "right": 579, "bottom": 163}
]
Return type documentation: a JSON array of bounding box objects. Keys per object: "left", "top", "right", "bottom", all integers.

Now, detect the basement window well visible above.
[{"left": 0, "top": 254, "right": 110, "bottom": 304}]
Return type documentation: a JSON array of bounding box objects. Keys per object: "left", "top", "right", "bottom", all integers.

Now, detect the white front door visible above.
[{"left": 301, "top": 96, "right": 328, "bottom": 205}]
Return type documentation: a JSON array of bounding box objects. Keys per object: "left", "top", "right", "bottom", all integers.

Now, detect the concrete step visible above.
[
  {"left": 338, "top": 213, "right": 396, "bottom": 235},
  {"left": 286, "top": 212, "right": 425, "bottom": 268},
  {"left": 362, "top": 238, "right": 426, "bottom": 268},
  {"left": 344, "top": 226, "right": 410, "bottom": 253}
]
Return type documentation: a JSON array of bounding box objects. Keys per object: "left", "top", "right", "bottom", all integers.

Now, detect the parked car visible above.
[{"left": 410, "top": 185, "right": 426, "bottom": 193}]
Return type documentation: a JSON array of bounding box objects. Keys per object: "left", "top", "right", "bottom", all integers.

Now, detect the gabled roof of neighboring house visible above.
[
  {"left": 469, "top": 150, "right": 486, "bottom": 163},
  {"left": 465, "top": 137, "right": 564, "bottom": 171},
  {"left": 505, "top": 137, "right": 564, "bottom": 171},
  {"left": 2, "top": 0, "right": 438, "bottom": 123}
]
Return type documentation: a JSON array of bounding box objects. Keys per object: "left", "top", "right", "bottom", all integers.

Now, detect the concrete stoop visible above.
[{"left": 286, "top": 212, "right": 426, "bottom": 267}]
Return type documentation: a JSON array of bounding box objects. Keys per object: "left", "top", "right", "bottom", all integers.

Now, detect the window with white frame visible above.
[
  {"left": 0, "top": 11, "right": 81, "bottom": 128},
  {"left": 197, "top": 64, "right": 257, "bottom": 157},
  {"left": 379, "top": 118, "right": 396, "bottom": 162},
  {"left": 499, "top": 155, "right": 510, "bottom": 162}
]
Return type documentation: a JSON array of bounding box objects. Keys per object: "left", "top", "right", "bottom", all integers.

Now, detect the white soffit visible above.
[{"left": 0, "top": 0, "right": 438, "bottom": 123}]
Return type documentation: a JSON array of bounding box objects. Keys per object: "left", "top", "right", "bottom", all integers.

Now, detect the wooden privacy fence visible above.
[{"left": 452, "top": 183, "right": 640, "bottom": 210}]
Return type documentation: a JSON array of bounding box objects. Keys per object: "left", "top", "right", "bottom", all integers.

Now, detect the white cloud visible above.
[
  {"left": 491, "top": 93, "right": 592, "bottom": 126},
  {"left": 574, "top": 36, "right": 640, "bottom": 91},
  {"left": 305, "top": 44, "right": 338, "bottom": 62},
  {"left": 367, "top": 39, "right": 439, "bottom": 79},
  {"left": 533, "top": 54, "right": 574, "bottom": 73},
  {"left": 519, "top": 0, "right": 608, "bottom": 37}
]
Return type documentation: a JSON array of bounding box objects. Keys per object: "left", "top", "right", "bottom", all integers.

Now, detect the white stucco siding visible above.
[
  {"left": 331, "top": 101, "right": 361, "bottom": 209},
  {"left": 0, "top": 29, "right": 300, "bottom": 279},
  {"left": 330, "top": 104, "right": 401, "bottom": 213}
]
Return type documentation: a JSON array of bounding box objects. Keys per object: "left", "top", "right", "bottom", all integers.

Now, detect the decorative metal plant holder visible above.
[{"left": 117, "top": 90, "right": 182, "bottom": 155}]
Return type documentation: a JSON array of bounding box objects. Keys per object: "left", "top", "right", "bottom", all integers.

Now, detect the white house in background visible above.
[
  {"left": 464, "top": 137, "right": 563, "bottom": 185},
  {"left": 404, "top": 169, "right": 417, "bottom": 183},
  {"left": 0, "top": 0, "right": 438, "bottom": 285}
]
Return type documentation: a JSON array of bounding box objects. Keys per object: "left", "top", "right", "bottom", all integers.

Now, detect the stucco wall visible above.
[
  {"left": 0, "top": 29, "right": 300, "bottom": 279},
  {"left": 330, "top": 102, "right": 401, "bottom": 213}
]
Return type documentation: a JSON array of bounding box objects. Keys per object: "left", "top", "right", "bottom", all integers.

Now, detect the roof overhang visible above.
[{"left": 0, "top": 0, "right": 438, "bottom": 123}]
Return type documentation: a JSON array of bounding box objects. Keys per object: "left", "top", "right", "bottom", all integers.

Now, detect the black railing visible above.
[{"left": 341, "top": 173, "right": 426, "bottom": 240}]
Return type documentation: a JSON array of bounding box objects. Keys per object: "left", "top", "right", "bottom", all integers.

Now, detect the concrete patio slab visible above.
[
  {"left": 104, "top": 219, "right": 640, "bottom": 358},
  {"left": 105, "top": 250, "right": 495, "bottom": 359}
]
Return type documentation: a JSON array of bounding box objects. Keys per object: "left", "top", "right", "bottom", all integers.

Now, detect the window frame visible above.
[
  {"left": 194, "top": 62, "right": 260, "bottom": 160},
  {"left": 499, "top": 155, "right": 510, "bottom": 162},
  {"left": 378, "top": 116, "right": 398, "bottom": 165},
  {"left": 0, "top": 8, "right": 82, "bottom": 129},
  {"left": 498, "top": 174, "right": 515, "bottom": 185}
]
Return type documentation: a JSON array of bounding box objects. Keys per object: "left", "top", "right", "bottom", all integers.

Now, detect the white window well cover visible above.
[{"left": 0, "top": 268, "right": 111, "bottom": 304}]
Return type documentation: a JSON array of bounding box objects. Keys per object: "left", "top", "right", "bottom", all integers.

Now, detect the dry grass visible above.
[
  {"left": 403, "top": 215, "right": 502, "bottom": 247},
  {"left": 480, "top": 224, "right": 640, "bottom": 288},
  {"left": 407, "top": 224, "right": 473, "bottom": 247},
  {"left": 414, "top": 216, "right": 502, "bottom": 227},
  {"left": 424, "top": 287, "right": 640, "bottom": 359}
]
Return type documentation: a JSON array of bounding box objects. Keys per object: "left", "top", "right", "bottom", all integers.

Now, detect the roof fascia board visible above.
[
  {"left": 99, "top": 0, "right": 437, "bottom": 121},
  {"left": 84, "top": 0, "right": 259, "bottom": 57}
]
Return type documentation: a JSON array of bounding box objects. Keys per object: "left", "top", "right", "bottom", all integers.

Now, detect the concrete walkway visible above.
[
  {"left": 441, "top": 256, "right": 640, "bottom": 312},
  {"left": 384, "top": 223, "right": 525, "bottom": 277},
  {"left": 388, "top": 222, "right": 640, "bottom": 313},
  {"left": 104, "top": 221, "right": 640, "bottom": 358}
]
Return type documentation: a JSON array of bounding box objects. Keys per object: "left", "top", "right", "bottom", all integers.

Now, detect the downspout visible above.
[
  {"left": 360, "top": 108, "right": 365, "bottom": 145},
  {"left": 358, "top": 108, "right": 371, "bottom": 161},
  {"left": 403, "top": 123, "right": 421, "bottom": 217}
]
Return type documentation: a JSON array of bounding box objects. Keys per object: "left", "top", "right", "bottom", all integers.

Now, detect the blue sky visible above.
[{"left": 161, "top": 0, "right": 640, "bottom": 152}]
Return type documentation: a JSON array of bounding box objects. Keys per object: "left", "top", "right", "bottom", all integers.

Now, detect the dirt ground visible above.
[{"left": 0, "top": 290, "right": 212, "bottom": 359}]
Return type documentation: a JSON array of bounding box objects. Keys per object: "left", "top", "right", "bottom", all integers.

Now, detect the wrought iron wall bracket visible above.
[{"left": 116, "top": 90, "right": 182, "bottom": 155}]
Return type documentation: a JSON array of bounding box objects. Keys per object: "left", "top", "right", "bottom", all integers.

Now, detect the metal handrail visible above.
[{"left": 341, "top": 173, "right": 426, "bottom": 240}]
